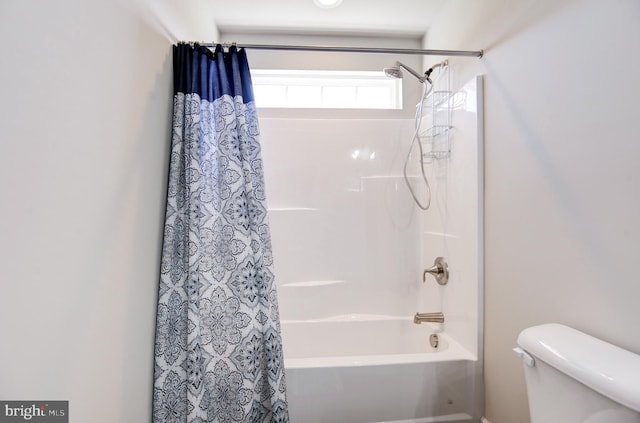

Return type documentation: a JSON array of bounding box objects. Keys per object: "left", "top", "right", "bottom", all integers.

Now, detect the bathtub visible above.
[{"left": 281, "top": 315, "right": 479, "bottom": 423}]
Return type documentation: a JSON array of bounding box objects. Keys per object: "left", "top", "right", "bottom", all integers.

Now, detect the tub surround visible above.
[{"left": 260, "top": 75, "right": 483, "bottom": 422}]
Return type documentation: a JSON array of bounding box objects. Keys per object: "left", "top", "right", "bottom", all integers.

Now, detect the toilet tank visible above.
[{"left": 516, "top": 324, "right": 640, "bottom": 423}]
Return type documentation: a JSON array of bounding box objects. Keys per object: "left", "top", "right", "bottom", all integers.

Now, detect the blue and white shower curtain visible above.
[{"left": 153, "top": 43, "right": 289, "bottom": 423}]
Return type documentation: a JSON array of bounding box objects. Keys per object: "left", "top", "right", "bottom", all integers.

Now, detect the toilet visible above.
[{"left": 514, "top": 323, "right": 640, "bottom": 422}]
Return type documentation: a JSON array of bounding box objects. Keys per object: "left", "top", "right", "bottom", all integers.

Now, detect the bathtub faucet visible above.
[
  {"left": 413, "top": 312, "right": 445, "bottom": 324},
  {"left": 423, "top": 257, "right": 449, "bottom": 285}
]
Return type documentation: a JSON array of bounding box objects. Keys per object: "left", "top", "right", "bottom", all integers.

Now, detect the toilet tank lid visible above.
[{"left": 518, "top": 323, "right": 640, "bottom": 413}]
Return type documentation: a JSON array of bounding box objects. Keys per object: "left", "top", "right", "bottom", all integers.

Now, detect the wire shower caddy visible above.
[{"left": 419, "top": 63, "right": 452, "bottom": 161}]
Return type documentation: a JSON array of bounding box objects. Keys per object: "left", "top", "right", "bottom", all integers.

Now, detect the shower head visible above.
[
  {"left": 383, "top": 61, "right": 426, "bottom": 82},
  {"left": 383, "top": 65, "right": 404, "bottom": 79},
  {"left": 383, "top": 61, "right": 447, "bottom": 84}
]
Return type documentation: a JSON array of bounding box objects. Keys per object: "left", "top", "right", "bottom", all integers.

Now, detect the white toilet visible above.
[{"left": 514, "top": 323, "right": 640, "bottom": 422}]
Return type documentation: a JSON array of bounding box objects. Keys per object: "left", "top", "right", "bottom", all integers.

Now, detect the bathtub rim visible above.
[{"left": 283, "top": 331, "right": 477, "bottom": 369}]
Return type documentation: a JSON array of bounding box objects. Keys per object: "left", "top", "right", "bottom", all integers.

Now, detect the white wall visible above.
[
  {"left": 425, "top": 0, "right": 640, "bottom": 422},
  {"left": 0, "top": 1, "right": 216, "bottom": 421}
]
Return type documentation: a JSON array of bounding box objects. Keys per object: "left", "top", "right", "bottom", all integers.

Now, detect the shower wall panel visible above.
[
  {"left": 260, "top": 75, "right": 483, "bottom": 357},
  {"left": 417, "top": 76, "right": 484, "bottom": 356},
  {"left": 259, "top": 118, "right": 422, "bottom": 321}
]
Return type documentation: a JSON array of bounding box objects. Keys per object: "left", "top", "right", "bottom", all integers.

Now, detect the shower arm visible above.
[
  {"left": 396, "top": 62, "right": 429, "bottom": 83},
  {"left": 396, "top": 61, "right": 446, "bottom": 84}
]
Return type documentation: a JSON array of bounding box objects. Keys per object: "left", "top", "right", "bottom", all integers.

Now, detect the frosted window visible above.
[
  {"left": 356, "top": 86, "right": 393, "bottom": 109},
  {"left": 288, "top": 85, "right": 322, "bottom": 107},
  {"left": 323, "top": 86, "right": 357, "bottom": 107},
  {"left": 253, "top": 85, "right": 288, "bottom": 108},
  {"left": 251, "top": 69, "right": 402, "bottom": 109}
]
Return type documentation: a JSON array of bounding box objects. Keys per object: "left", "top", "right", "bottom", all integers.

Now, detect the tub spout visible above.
[{"left": 413, "top": 312, "right": 444, "bottom": 324}]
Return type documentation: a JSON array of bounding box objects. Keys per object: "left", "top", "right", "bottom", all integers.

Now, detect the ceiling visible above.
[{"left": 208, "top": 0, "right": 447, "bottom": 38}]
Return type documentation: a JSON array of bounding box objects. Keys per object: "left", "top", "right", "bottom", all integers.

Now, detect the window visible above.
[{"left": 251, "top": 69, "right": 402, "bottom": 109}]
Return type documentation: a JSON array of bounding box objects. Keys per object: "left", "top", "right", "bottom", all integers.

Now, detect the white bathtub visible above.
[{"left": 281, "top": 315, "right": 479, "bottom": 423}]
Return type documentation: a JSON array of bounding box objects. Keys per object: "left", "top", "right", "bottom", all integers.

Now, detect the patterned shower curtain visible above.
[{"left": 152, "top": 43, "right": 289, "bottom": 423}]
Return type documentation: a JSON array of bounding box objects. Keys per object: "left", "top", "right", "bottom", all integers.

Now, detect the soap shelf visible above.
[
  {"left": 424, "top": 150, "right": 451, "bottom": 160},
  {"left": 420, "top": 125, "right": 452, "bottom": 139},
  {"left": 424, "top": 90, "right": 454, "bottom": 110}
]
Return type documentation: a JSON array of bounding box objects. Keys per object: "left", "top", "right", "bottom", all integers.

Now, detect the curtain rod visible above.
[{"left": 198, "top": 42, "right": 483, "bottom": 58}]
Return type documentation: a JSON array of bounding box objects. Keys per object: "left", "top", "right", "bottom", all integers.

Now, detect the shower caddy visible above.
[{"left": 419, "top": 63, "right": 452, "bottom": 161}]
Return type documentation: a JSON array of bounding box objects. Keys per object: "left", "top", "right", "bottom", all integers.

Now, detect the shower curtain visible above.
[{"left": 153, "top": 43, "right": 289, "bottom": 423}]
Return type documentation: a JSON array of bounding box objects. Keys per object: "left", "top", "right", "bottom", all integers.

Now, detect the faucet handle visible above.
[{"left": 423, "top": 257, "right": 449, "bottom": 285}]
